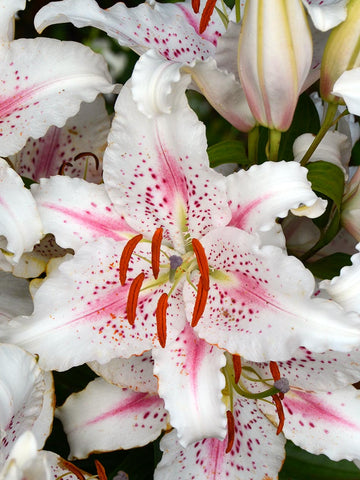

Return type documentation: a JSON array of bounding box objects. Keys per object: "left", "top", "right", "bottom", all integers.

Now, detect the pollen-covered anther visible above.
[
  {"left": 232, "top": 354, "right": 242, "bottom": 384},
  {"left": 151, "top": 227, "right": 163, "bottom": 279},
  {"left": 225, "top": 410, "right": 235, "bottom": 453},
  {"left": 199, "top": 0, "right": 217, "bottom": 34},
  {"left": 192, "top": 0, "right": 200, "bottom": 13},
  {"left": 126, "top": 272, "right": 145, "bottom": 326},
  {"left": 156, "top": 292, "right": 168, "bottom": 348},
  {"left": 272, "top": 394, "right": 285, "bottom": 435},
  {"left": 192, "top": 238, "right": 210, "bottom": 291},
  {"left": 191, "top": 276, "right": 209, "bottom": 327},
  {"left": 119, "top": 234, "right": 143, "bottom": 285},
  {"left": 94, "top": 460, "right": 108, "bottom": 480}
]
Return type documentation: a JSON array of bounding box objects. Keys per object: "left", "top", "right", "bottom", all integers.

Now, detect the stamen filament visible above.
[
  {"left": 126, "top": 272, "right": 145, "bottom": 326},
  {"left": 192, "top": 238, "right": 210, "bottom": 291},
  {"left": 94, "top": 460, "right": 107, "bottom": 480},
  {"left": 61, "top": 460, "right": 85, "bottom": 480},
  {"left": 225, "top": 410, "right": 235, "bottom": 453},
  {"left": 119, "top": 234, "right": 143, "bottom": 285},
  {"left": 272, "top": 394, "right": 285, "bottom": 435},
  {"left": 232, "top": 354, "right": 242, "bottom": 384},
  {"left": 191, "top": 276, "right": 208, "bottom": 327},
  {"left": 151, "top": 227, "right": 163, "bottom": 279},
  {"left": 156, "top": 293, "right": 168, "bottom": 348},
  {"left": 199, "top": 0, "right": 217, "bottom": 33}
]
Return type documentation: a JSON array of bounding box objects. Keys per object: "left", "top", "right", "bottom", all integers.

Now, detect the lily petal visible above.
[
  {"left": 185, "top": 227, "right": 360, "bottom": 361},
  {"left": 260, "top": 385, "right": 360, "bottom": 461},
  {"left": 302, "top": 0, "right": 348, "bottom": 31},
  {"left": 0, "top": 158, "right": 42, "bottom": 264},
  {"left": 0, "top": 38, "right": 113, "bottom": 156},
  {"left": 153, "top": 324, "right": 227, "bottom": 447},
  {"left": 89, "top": 351, "right": 158, "bottom": 394},
  {"left": 11, "top": 95, "right": 110, "bottom": 183},
  {"left": 0, "top": 344, "right": 54, "bottom": 463},
  {"left": 32, "top": 176, "right": 135, "bottom": 252},
  {"left": 3, "top": 238, "right": 186, "bottom": 371},
  {"left": 34, "top": 0, "right": 224, "bottom": 61},
  {"left": 0, "top": 0, "right": 26, "bottom": 41},
  {"left": 104, "top": 82, "right": 230, "bottom": 252},
  {"left": 56, "top": 377, "right": 168, "bottom": 459},
  {"left": 155, "top": 395, "right": 285, "bottom": 480},
  {"left": 226, "top": 161, "right": 327, "bottom": 234},
  {"left": 332, "top": 68, "right": 360, "bottom": 116}
]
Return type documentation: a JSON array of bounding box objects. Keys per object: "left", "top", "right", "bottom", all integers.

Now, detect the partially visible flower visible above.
[
  {"left": 332, "top": 68, "right": 360, "bottom": 116},
  {"left": 301, "top": 0, "right": 348, "bottom": 31},
  {"left": 0, "top": 1, "right": 114, "bottom": 158},
  {"left": 320, "top": 0, "right": 360, "bottom": 103},
  {"left": 293, "top": 130, "right": 349, "bottom": 175},
  {"left": 237, "top": 0, "right": 312, "bottom": 131},
  {"left": 0, "top": 158, "right": 42, "bottom": 271},
  {"left": 10, "top": 96, "right": 111, "bottom": 184},
  {"left": 35, "top": 0, "right": 256, "bottom": 131}
]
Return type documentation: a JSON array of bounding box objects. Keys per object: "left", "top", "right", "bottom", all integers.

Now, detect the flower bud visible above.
[
  {"left": 320, "top": 0, "right": 360, "bottom": 103},
  {"left": 341, "top": 167, "right": 360, "bottom": 241},
  {"left": 237, "top": 0, "right": 312, "bottom": 131}
]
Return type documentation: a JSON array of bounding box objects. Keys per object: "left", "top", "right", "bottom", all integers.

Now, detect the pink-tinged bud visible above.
[
  {"left": 237, "top": 0, "right": 312, "bottom": 131},
  {"left": 320, "top": 0, "right": 360, "bottom": 104},
  {"left": 342, "top": 167, "right": 360, "bottom": 241}
]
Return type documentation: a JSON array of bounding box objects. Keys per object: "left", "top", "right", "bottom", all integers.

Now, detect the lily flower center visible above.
[{"left": 119, "top": 227, "right": 210, "bottom": 348}]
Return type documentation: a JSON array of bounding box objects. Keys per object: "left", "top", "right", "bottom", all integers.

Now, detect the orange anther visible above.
[
  {"left": 192, "top": 0, "right": 200, "bottom": 13},
  {"left": 151, "top": 227, "right": 163, "bottom": 279},
  {"left": 269, "top": 361, "right": 281, "bottom": 382},
  {"left": 61, "top": 460, "right": 85, "bottom": 480},
  {"left": 94, "top": 460, "right": 107, "bottom": 480},
  {"left": 232, "top": 354, "right": 242, "bottom": 384},
  {"left": 126, "top": 272, "right": 145, "bottom": 326},
  {"left": 199, "top": 0, "right": 217, "bottom": 33},
  {"left": 191, "top": 276, "right": 208, "bottom": 327},
  {"left": 156, "top": 293, "right": 168, "bottom": 348},
  {"left": 192, "top": 238, "right": 210, "bottom": 291},
  {"left": 119, "top": 234, "right": 143, "bottom": 285},
  {"left": 225, "top": 410, "right": 235, "bottom": 453},
  {"left": 272, "top": 394, "right": 285, "bottom": 435}
]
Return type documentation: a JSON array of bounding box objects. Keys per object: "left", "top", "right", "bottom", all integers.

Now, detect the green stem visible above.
[
  {"left": 233, "top": 383, "right": 280, "bottom": 399},
  {"left": 268, "top": 129, "right": 282, "bottom": 162},
  {"left": 247, "top": 126, "right": 259, "bottom": 166},
  {"left": 300, "top": 102, "right": 338, "bottom": 166},
  {"left": 235, "top": 0, "right": 241, "bottom": 23}
]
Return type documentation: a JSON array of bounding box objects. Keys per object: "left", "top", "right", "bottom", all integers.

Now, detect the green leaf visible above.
[
  {"left": 207, "top": 140, "right": 248, "bottom": 168},
  {"left": 305, "top": 252, "right": 352, "bottom": 279},
  {"left": 280, "top": 441, "right": 360, "bottom": 480},
  {"left": 21, "top": 176, "right": 37, "bottom": 189},
  {"left": 306, "top": 161, "right": 345, "bottom": 210},
  {"left": 350, "top": 140, "right": 360, "bottom": 166}
]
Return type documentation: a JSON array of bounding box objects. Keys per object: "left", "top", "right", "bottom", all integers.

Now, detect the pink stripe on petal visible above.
[
  {"left": 84, "top": 391, "right": 159, "bottom": 426},
  {"left": 42, "top": 202, "right": 130, "bottom": 241},
  {"left": 284, "top": 390, "right": 357, "bottom": 430}
]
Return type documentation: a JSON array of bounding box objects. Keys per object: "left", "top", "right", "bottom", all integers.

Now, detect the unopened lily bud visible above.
[
  {"left": 238, "top": 0, "right": 312, "bottom": 131},
  {"left": 320, "top": 0, "right": 360, "bottom": 104},
  {"left": 341, "top": 167, "right": 360, "bottom": 241}
]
